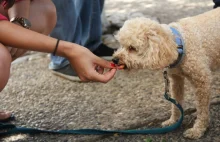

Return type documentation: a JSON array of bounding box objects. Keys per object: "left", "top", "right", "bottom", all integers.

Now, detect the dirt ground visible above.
[{"left": 1, "top": 0, "right": 220, "bottom": 142}]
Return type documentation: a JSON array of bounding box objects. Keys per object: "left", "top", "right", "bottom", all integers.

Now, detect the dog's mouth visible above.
[
  {"left": 112, "top": 57, "right": 128, "bottom": 69},
  {"left": 117, "top": 64, "right": 127, "bottom": 70},
  {"left": 111, "top": 63, "right": 127, "bottom": 70}
]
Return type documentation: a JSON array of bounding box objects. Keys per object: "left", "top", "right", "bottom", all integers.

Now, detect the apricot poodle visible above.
[{"left": 113, "top": 8, "right": 220, "bottom": 139}]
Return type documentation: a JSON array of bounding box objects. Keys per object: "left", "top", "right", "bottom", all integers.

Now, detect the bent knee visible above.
[
  {"left": 44, "top": 0, "right": 57, "bottom": 34},
  {"left": 0, "top": 44, "right": 11, "bottom": 91},
  {"left": 30, "top": 0, "right": 57, "bottom": 35}
]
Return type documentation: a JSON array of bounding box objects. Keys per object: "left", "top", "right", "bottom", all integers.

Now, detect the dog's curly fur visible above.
[{"left": 113, "top": 8, "right": 220, "bottom": 139}]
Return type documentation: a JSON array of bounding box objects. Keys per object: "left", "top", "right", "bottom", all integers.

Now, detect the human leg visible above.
[
  {"left": 49, "top": 0, "right": 81, "bottom": 70},
  {"left": 29, "top": 0, "right": 57, "bottom": 35},
  {"left": 0, "top": 44, "right": 11, "bottom": 92},
  {"left": 0, "top": 44, "right": 13, "bottom": 121},
  {"left": 79, "top": 0, "right": 114, "bottom": 58},
  {"left": 0, "top": 0, "right": 57, "bottom": 60},
  {"left": 81, "top": 0, "right": 114, "bottom": 59},
  {"left": 0, "top": 0, "right": 56, "bottom": 121}
]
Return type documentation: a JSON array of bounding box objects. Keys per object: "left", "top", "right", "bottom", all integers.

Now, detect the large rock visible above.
[
  {"left": 102, "top": 12, "right": 160, "bottom": 34},
  {"left": 102, "top": 12, "right": 160, "bottom": 49}
]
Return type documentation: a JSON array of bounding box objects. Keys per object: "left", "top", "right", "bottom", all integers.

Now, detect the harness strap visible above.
[
  {"left": 168, "top": 27, "right": 185, "bottom": 68},
  {"left": 0, "top": 93, "right": 183, "bottom": 136}
]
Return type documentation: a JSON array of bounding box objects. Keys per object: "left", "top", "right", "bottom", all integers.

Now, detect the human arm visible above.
[
  {"left": 0, "top": 20, "right": 117, "bottom": 82},
  {"left": 6, "top": 0, "right": 31, "bottom": 60}
]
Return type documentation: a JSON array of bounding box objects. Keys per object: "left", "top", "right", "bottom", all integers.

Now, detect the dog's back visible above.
[{"left": 172, "top": 8, "right": 220, "bottom": 70}]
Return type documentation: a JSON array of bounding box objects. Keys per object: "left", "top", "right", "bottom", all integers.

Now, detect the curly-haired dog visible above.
[{"left": 112, "top": 8, "right": 220, "bottom": 139}]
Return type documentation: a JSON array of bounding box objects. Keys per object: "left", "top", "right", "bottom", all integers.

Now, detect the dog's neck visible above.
[{"left": 161, "top": 24, "right": 185, "bottom": 68}]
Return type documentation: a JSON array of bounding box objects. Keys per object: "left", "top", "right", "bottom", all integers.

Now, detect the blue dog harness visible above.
[
  {"left": 168, "top": 27, "right": 185, "bottom": 68},
  {"left": 0, "top": 28, "right": 185, "bottom": 136}
]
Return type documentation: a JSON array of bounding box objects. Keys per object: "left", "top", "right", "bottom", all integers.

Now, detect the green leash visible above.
[{"left": 0, "top": 70, "right": 184, "bottom": 136}]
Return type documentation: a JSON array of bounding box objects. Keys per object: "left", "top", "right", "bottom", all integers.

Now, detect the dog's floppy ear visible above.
[{"left": 144, "top": 26, "right": 178, "bottom": 69}]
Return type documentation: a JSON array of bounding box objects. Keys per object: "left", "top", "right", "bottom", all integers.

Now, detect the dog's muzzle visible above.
[
  {"left": 112, "top": 57, "right": 119, "bottom": 64},
  {"left": 112, "top": 57, "right": 126, "bottom": 69}
]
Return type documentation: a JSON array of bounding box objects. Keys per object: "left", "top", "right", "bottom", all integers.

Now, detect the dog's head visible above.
[{"left": 113, "top": 17, "right": 178, "bottom": 70}]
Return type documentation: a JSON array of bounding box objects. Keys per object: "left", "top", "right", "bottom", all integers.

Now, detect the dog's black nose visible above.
[{"left": 112, "top": 58, "right": 119, "bottom": 64}]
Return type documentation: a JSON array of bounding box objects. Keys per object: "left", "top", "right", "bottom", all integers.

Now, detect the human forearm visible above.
[{"left": 0, "top": 20, "right": 73, "bottom": 57}]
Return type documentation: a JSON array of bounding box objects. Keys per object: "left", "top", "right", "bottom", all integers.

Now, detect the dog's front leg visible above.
[
  {"left": 183, "top": 66, "right": 211, "bottom": 139},
  {"left": 162, "top": 74, "right": 184, "bottom": 127}
]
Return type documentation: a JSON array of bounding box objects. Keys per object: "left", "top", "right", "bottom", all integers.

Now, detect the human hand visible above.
[
  {"left": 7, "top": 46, "right": 26, "bottom": 61},
  {"left": 64, "top": 43, "right": 117, "bottom": 83}
]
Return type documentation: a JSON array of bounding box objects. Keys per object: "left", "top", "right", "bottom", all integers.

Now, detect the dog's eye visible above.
[{"left": 128, "top": 46, "right": 136, "bottom": 52}]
